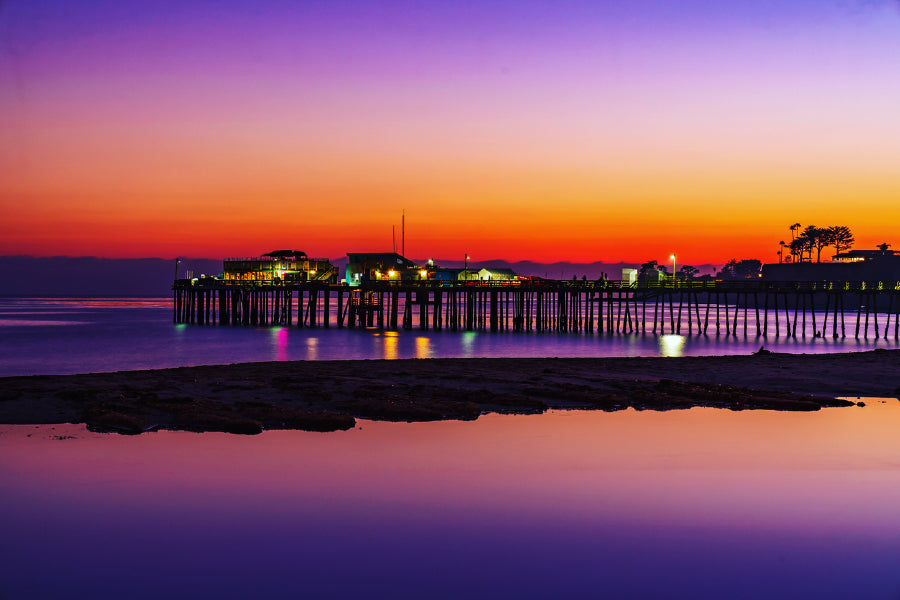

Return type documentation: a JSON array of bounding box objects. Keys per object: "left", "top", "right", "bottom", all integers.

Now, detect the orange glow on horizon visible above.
[{"left": 3, "top": 160, "right": 898, "bottom": 265}]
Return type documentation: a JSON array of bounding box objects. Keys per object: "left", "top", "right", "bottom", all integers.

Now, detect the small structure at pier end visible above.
[
  {"left": 762, "top": 246, "right": 900, "bottom": 282},
  {"left": 224, "top": 250, "right": 338, "bottom": 283}
]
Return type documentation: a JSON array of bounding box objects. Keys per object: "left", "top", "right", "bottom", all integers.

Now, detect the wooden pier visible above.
[{"left": 173, "top": 279, "right": 900, "bottom": 340}]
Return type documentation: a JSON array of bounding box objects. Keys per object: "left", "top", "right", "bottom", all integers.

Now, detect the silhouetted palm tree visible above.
[{"left": 788, "top": 223, "right": 802, "bottom": 259}]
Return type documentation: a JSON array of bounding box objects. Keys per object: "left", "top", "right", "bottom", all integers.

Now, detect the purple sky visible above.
[{"left": 2, "top": 0, "right": 899, "bottom": 261}]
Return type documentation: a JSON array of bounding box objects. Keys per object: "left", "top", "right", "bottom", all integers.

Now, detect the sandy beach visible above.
[{"left": 1, "top": 349, "right": 898, "bottom": 434}]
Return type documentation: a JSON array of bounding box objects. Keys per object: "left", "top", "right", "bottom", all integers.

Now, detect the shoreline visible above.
[{"left": 2, "top": 349, "right": 898, "bottom": 435}]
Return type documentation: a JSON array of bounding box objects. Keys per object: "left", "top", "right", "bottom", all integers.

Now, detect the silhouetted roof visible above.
[
  {"left": 833, "top": 249, "right": 898, "bottom": 260},
  {"left": 347, "top": 253, "right": 418, "bottom": 268},
  {"left": 263, "top": 250, "right": 307, "bottom": 258}
]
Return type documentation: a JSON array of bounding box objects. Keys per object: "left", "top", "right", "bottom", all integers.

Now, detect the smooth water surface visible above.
[
  {"left": 2, "top": 402, "right": 899, "bottom": 599},
  {"left": 1, "top": 297, "right": 899, "bottom": 376}
]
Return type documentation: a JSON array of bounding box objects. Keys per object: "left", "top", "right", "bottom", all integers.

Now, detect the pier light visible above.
[
  {"left": 309, "top": 269, "right": 316, "bottom": 276},
  {"left": 419, "top": 269, "right": 428, "bottom": 279},
  {"left": 388, "top": 270, "right": 396, "bottom": 278}
]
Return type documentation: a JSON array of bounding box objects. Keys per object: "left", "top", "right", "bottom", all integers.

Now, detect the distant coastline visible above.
[{"left": 0, "top": 256, "right": 221, "bottom": 298}]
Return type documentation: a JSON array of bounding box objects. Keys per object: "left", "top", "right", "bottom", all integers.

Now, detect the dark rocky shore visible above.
[{"left": 2, "top": 349, "right": 898, "bottom": 435}]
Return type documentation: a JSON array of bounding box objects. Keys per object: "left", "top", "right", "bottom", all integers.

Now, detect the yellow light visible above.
[
  {"left": 659, "top": 334, "right": 685, "bottom": 357},
  {"left": 309, "top": 269, "right": 316, "bottom": 276},
  {"left": 419, "top": 269, "right": 427, "bottom": 278},
  {"left": 415, "top": 336, "right": 432, "bottom": 359},
  {"left": 388, "top": 270, "right": 396, "bottom": 277}
]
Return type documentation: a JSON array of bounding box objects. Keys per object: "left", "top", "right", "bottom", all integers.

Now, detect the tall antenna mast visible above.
[{"left": 402, "top": 209, "right": 405, "bottom": 257}]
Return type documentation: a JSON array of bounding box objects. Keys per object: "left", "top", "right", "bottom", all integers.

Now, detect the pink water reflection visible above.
[
  {"left": 4, "top": 405, "right": 900, "bottom": 532},
  {"left": 2, "top": 402, "right": 899, "bottom": 598}
]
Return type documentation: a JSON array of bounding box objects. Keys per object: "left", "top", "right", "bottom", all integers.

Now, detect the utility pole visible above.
[{"left": 402, "top": 209, "right": 405, "bottom": 257}]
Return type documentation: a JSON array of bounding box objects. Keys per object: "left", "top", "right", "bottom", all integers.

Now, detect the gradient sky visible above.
[{"left": 1, "top": 0, "right": 899, "bottom": 264}]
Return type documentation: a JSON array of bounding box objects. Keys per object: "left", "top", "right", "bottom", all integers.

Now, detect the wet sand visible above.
[{"left": 1, "top": 349, "right": 898, "bottom": 434}]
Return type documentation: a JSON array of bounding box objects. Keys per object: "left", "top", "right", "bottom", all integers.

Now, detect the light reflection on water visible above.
[
  {"left": 270, "top": 327, "right": 290, "bottom": 361},
  {"left": 415, "top": 336, "right": 432, "bottom": 359},
  {"left": 1, "top": 402, "right": 899, "bottom": 599},
  {"left": 461, "top": 330, "right": 476, "bottom": 357},
  {"left": 659, "top": 334, "right": 686, "bottom": 357},
  {"left": 383, "top": 331, "right": 398, "bottom": 360},
  {"left": 305, "top": 336, "right": 318, "bottom": 360}
]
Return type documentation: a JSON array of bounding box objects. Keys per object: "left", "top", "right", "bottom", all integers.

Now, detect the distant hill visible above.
[{"left": 0, "top": 255, "right": 722, "bottom": 297}]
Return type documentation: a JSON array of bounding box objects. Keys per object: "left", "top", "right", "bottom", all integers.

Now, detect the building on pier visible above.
[
  {"left": 476, "top": 267, "right": 517, "bottom": 281},
  {"left": 428, "top": 267, "right": 467, "bottom": 283},
  {"left": 343, "top": 254, "right": 520, "bottom": 285},
  {"left": 832, "top": 248, "right": 899, "bottom": 263},
  {"left": 224, "top": 250, "right": 338, "bottom": 283},
  {"left": 345, "top": 252, "right": 422, "bottom": 286}
]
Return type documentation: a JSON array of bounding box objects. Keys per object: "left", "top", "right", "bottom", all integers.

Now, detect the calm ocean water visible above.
[
  {"left": 0, "top": 297, "right": 898, "bottom": 376},
  {"left": 2, "top": 404, "right": 900, "bottom": 599}
]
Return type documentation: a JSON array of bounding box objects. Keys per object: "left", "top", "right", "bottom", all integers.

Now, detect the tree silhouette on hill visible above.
[
  {"left": 719, "top": 259, "right": 761, "bottom": 279},
  {"left": 677, "top": 265, "right": 699, "bottom": 280}
]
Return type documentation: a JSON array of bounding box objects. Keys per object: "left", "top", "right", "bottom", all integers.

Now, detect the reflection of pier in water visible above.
[{"left": 172, "top": 279, "right": 900, "bottom": 340}]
